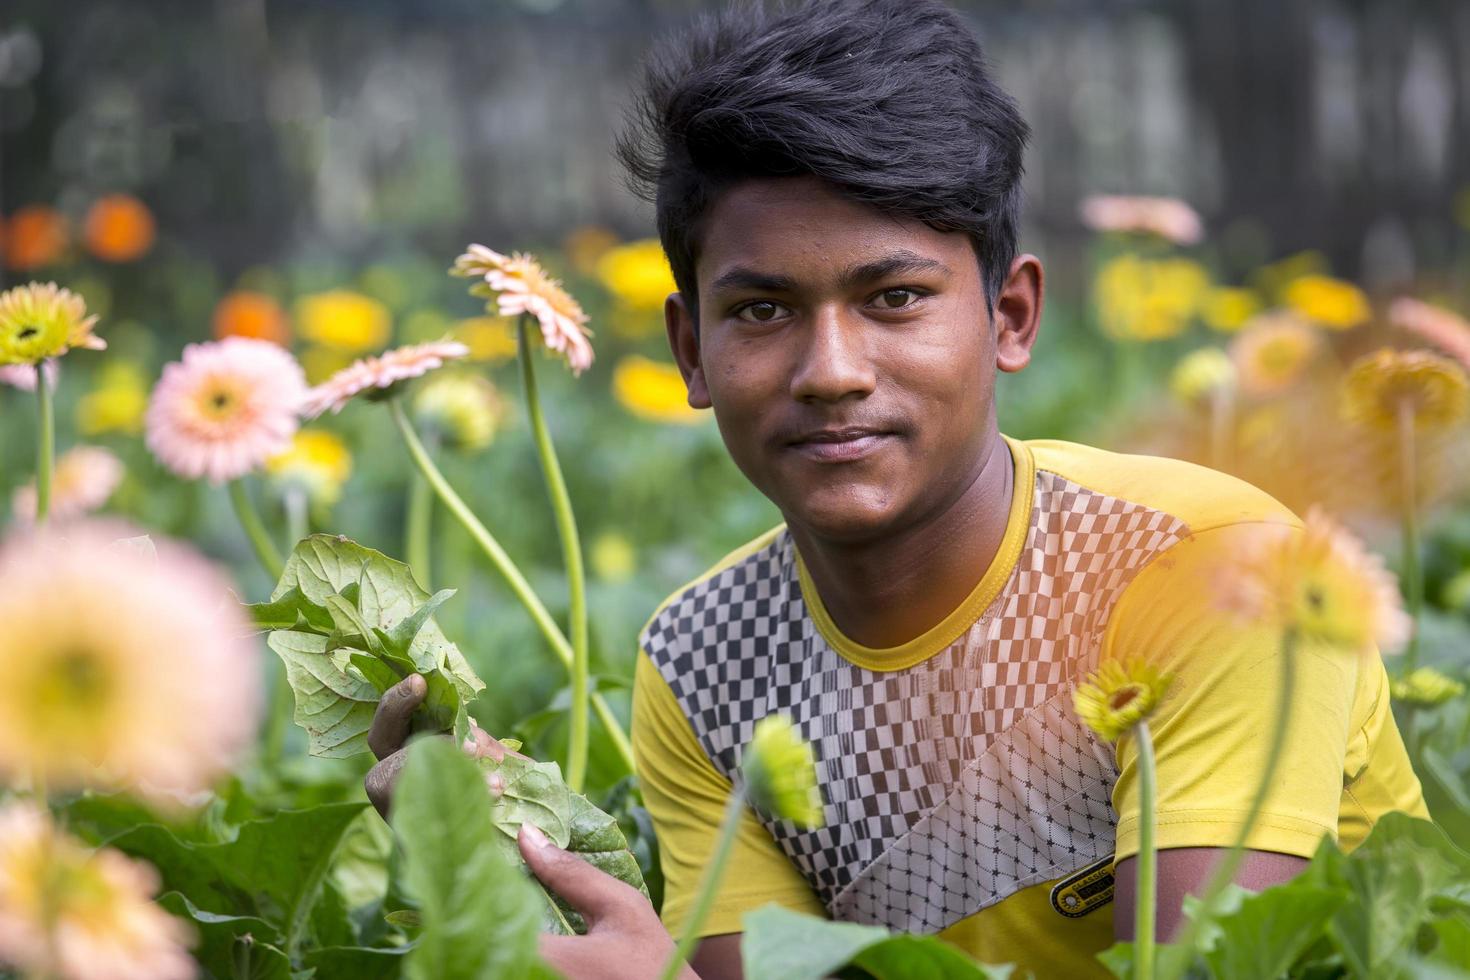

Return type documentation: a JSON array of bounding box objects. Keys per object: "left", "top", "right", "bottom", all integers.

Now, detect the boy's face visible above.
[{"left": 666, "top": 176, "right": 1039, "bottom": 545}]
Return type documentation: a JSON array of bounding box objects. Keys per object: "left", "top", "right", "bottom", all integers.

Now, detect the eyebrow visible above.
[{"left": 707, "top": 249, "right": 952, "bottom": 296}]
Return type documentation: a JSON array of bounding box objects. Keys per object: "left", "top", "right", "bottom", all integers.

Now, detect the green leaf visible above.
[
  {"left": 1306, "top": 813, "right": 1470, "bottom": 978},
  {"left": 107, "top": 802, "right": 368, "bottom": 960},
  {"left": 739, "top": 905, "right": 1010, "bottom": 979},
  {"left": 478, "top": 754, "right": 648, "bottom": 934},
  {"left": 301, "top": 945, "right": 411, "bottom": 980},
  {"left": 263, "top": 535, "right": 485, "bottom": 759},
  {"left": 393, "top": 737, "right": 546, "bottom": 980},
  {"left": 246, "top": 587, "right": 335, "bottom": 634},
  {"left": 158, "top": 892, "right": 293, "bottom": 980},
  {"left": 270, "top": 630, "right": 380, "bottom": 758},
  {"left": 1194, "top": 881, "right": 1345, "bottom": 979}
]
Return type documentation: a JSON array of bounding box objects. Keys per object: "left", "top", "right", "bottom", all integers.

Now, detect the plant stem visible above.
[
  {"left": 34, "top": 364, "right": 54, "bottom": 525},
  {"left": 406, "top": 467, "right": 434, "bottom": 590},
  {"left": 1398, "top": 402, "right": 1422, "bottom": 671},
  {"left": 228, "top": 478, "right": 284, "bottom": 581},
  {"left": 660, "top": 790, "right": 745, "bottom": 980},
  {"left": 283, "top": 486, "right": 309, "bottom": 548},
  {"left": 1207, "top": 386, "right": 1233, "bottom": 474},
  {"left": 1161, "top": 631, "right": 1297, "bottom": 980},
  {"left": 388, "top": 399, "right": 636, "bottom": 774},
  {"left": 517, "top": 316, "right": 591, "bottom": 794},
  {"left": 1133, "top": 720, "right": 1159, "bottom": 980}
]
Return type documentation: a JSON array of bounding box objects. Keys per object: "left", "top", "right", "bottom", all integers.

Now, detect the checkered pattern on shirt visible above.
[{"left": 640, "top": 469, "right": 1189, "bottom": 930}]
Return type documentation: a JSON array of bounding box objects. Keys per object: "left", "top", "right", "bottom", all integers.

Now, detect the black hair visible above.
[{"left": 617, "top": 0, "right": 1030, "bottom": 320}]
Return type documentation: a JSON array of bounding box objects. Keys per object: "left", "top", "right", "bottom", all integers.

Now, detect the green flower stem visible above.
[
  {"left": 660, "top": 789, "right": 745, "bottom": 980},
  {"left": 517, "top": 316, "right": 590, "bottom": 794},
  {"left": 1208, "top": 386, "right": 1233, "bottom": 474},
  {"left": 1162, "top": 630, "right": 1297, "bottom": 980},
  {"left": 388, "top": 399, "right": 636, "bottom": 775},
  {"left": 1133, "top": 720, "right": 1159, "bottom": 980},
  {"left": 283, "top": 486, "right": 309, "bottom": 547},
  {"left": 406, "top": 466, "right": 434, "bottom": 591},
  {"left": 1399, "top": 403, "right": 1423, "bottom": 671},
  {"left": 228, "top": 478, "right": 284, "bottom": 581},
  {"left": 34, "top": 365, "right": 54, "bottom": 525}
]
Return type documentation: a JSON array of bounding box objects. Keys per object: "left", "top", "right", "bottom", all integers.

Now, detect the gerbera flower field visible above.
[{"left": 3, "top": 2, "right": 1470, "bottom": 978}]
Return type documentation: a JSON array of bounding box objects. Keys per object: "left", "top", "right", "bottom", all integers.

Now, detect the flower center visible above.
[
  {"left": 17, "top": 322, "right": 39, "bottom": 340},
  {"left": 37, "top": 648, "right": 111, "bottom": 718},
  {"left": 1109, "top": 685, "right": 1142, "bottom": 711}
]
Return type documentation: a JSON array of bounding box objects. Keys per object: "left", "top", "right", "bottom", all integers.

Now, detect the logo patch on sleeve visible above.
[{"left": 1049, "top": 856, "right": 1116, "bottom": 918}]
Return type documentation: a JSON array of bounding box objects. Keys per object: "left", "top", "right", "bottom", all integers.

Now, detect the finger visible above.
[
  {"left": 364, "top": 747, "right": 408, "bottom": 819},
  {"left": 518, "top": 824, "right": 646, "bottom": 927},
  {"left": 466, "top": 724, "right": 505, "bottom": 761},
  {"left": 367, "top": 674, "right": 427, "bottom": 761}
]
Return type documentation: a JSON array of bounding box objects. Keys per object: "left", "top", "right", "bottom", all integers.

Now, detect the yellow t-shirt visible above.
[{"left": 632, "top": 437, "right": 1427, "bottom": 978}]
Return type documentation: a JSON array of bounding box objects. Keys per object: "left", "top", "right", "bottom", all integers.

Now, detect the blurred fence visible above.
[{"left": 2, "top": 0, "right": 1468, "bottom": 292}]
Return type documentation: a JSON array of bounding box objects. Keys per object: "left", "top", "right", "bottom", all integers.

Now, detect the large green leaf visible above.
[
  {"left": 478, "top": 753, "right": 647, "bottom": 934},
  {"left": 108, "top": 802, "right": 368, "bottom": 960},
  {"left": 301, "top": 945, "right": 411, "bottom": 980},
  {"left": 1192, "top": 882, "right": 1345, "bottom": 979},
  {"left": 159, "top": 892, "right": 293, "bottom": 980},
  {"left": 253, "top": 535, "right": 485, "bottom": 758},
  {"left": 1307, "top": 813, "right": 1470, "bottom": 978},
  {"left": 740, "top": 905, "right": 1010, "bottom": 980},
  {"left": 393, "top": 737, "right": 546, "bottom": 980}
]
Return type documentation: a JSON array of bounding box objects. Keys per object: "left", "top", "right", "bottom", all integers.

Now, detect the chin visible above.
[{"left": 785, "top": 488, "right": 903, "bottom": 544}]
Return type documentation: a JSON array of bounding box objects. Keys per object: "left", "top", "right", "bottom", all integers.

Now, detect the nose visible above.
[{"left": 789, "top": 306, "right": 877, "bottom": 403}]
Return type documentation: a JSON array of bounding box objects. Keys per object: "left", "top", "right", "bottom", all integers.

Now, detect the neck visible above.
[{"left": 790, "top": 431, "right": 1017, "bottom": 651}]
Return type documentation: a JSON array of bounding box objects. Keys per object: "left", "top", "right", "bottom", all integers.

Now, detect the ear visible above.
[
  {"left": 994, "top": 254, "right": 1044, "bottom": 374},
  {"left": 665, "top": 292, "right": 712, "bottom": 409}
]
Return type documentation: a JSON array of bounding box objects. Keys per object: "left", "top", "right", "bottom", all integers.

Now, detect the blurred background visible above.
[{"left": 3, "top": 0, "right": 1470, "bottom": 785}]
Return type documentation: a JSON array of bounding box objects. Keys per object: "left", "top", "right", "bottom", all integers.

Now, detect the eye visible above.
[
  {"left": 735, "top": 301, "right": 787, "bottom": 323},
  {"left": 875, "top": 288, "right": 921, "bottom": 310}
]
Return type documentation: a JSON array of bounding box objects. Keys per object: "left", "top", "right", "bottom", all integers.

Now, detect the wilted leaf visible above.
[{"left": 393, "top": 738, "right": 546, "bottom": 980}]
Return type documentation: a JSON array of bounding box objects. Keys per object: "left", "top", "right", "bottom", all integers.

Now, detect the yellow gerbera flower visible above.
[
  {"left": 742, "top": 715, "right": 823, "bottom": 827},
  {"left": 451, "top": 316, "right": 519, "bottom": 363},
  {"left": 294, "top": 289, "right": 391, "bottom": 353},
  {"left": 612, "top": 355, "right": 703, "bottom": 424},
  {"left": 589, "top": 531, "right": 637, "bottom": 584},
  {"left": 1200, "top": 286, "right": 1261, "bottom": 334},
  {"left": 1283, "top": 274, "right": 1369, "bottom": 330},
  {"left": 411, "top": 371, "right": 504, "bottom": 452},
  {"left": 1072, "top": 657, "right": 1174, "bottom": 743},
  {"left": 1215, "top": 507, "right": 1410, "bottom": 655},
  {"left": 1389, "top": 667, "right": 1464, "bottom": 707},
  {"left": 0, "top": 282, "right": 104, "bottom": 366},
  {"left": 76, "top": 361, "right": 148, "bottom": 436},
  {"left": 265, "top": 429, "right": 353, "bottom": 506},
  {"left": 596, "top": 239, "right": 677, "bottom": 312},
  {"left": 1169, "top": 348, "right": 1235, "bottom": 406},
  {"left": 1341, "top": 348, "right": 1470, "bottom": 433}
]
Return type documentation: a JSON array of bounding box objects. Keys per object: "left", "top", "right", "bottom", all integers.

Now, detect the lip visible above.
[{"left": 787, "top": 427, "right": 895, "bottom": 463}]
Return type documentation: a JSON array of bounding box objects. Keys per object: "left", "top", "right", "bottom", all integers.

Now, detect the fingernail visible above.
[{"left": 520, "top": 823, "right": 549, "bottom": 850}]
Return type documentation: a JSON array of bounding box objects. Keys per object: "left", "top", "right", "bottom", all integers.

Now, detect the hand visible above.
[
  {"left": 519, "top": 823, "right": 698, "bottom": 980},
  {"left": 364, "top": 673, "right": 519, "bottom": 819}
]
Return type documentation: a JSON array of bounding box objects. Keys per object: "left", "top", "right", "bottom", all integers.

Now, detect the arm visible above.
[
  {"left": 1113, "top": 849, "right": 1307, "bottom": 941},
  {"left": 691, "top": 935, "right": 745, "bottom": 980},
  {"left": 1103, "top": 523, "right": 1370, "bottom": 944}
]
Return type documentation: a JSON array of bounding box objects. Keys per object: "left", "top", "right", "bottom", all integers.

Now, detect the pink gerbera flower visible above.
[
  {"left": 0, "top": 521, "right": 261, "bottom": 801},
  {"left": 145, "top": 337, "right": 305, "bottom": 484},
  {"left": 1390, "top": 297, "right": 1470, "bottom": 370},
  {"left": 300, "top": 339, "right": 470, "bottom": 418},
  {"left": 452, "top": 245, "right": 594, "bottom": 374},
  {"left": 0, "top": 803, "right": 195, "bottom": 980},
  {"left": 0, "top": 360, "right": 58, "bottom": 392},
  {"left": 1079, "top": 195, "right": 1204, "bottom": 246},
  {"left": 12, "top": 446, "right": 123, "bottom": 523}
]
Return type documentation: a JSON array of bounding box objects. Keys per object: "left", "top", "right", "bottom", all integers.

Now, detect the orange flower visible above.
[
  {"left": 82, "top": 195, "right": 156, "bottom": 263},
  {"left": 213, "top": 290, "right": 290, "bottom": 345},
  {"left": 2, "top": 206, "right": 69, "bottom": 271},
  {"left": 300, "top": 340, "right": 470, "bottom": 417},
  {"left": 453, "top": 245, "right": 594, "bottom": 374}
]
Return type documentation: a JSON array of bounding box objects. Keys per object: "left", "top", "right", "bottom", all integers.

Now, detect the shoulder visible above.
[
  {"left": 1021, "top": 437, "right": 1298, "bottom": 534},
  {"left": 637, "top": 523, "right": 789, "bottom": 657}
]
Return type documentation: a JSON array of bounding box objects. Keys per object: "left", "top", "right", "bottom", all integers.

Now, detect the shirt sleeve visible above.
[
  {"left": 632, "top": 650, "right": 825, "bottom": 936},
  {"left": 1105, "top": 522, "right": 1380, "bottom": 863}
]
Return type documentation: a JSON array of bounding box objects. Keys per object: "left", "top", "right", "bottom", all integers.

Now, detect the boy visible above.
[{"left": 368, "top": 1, "right": 1426, "bottom": 976}]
